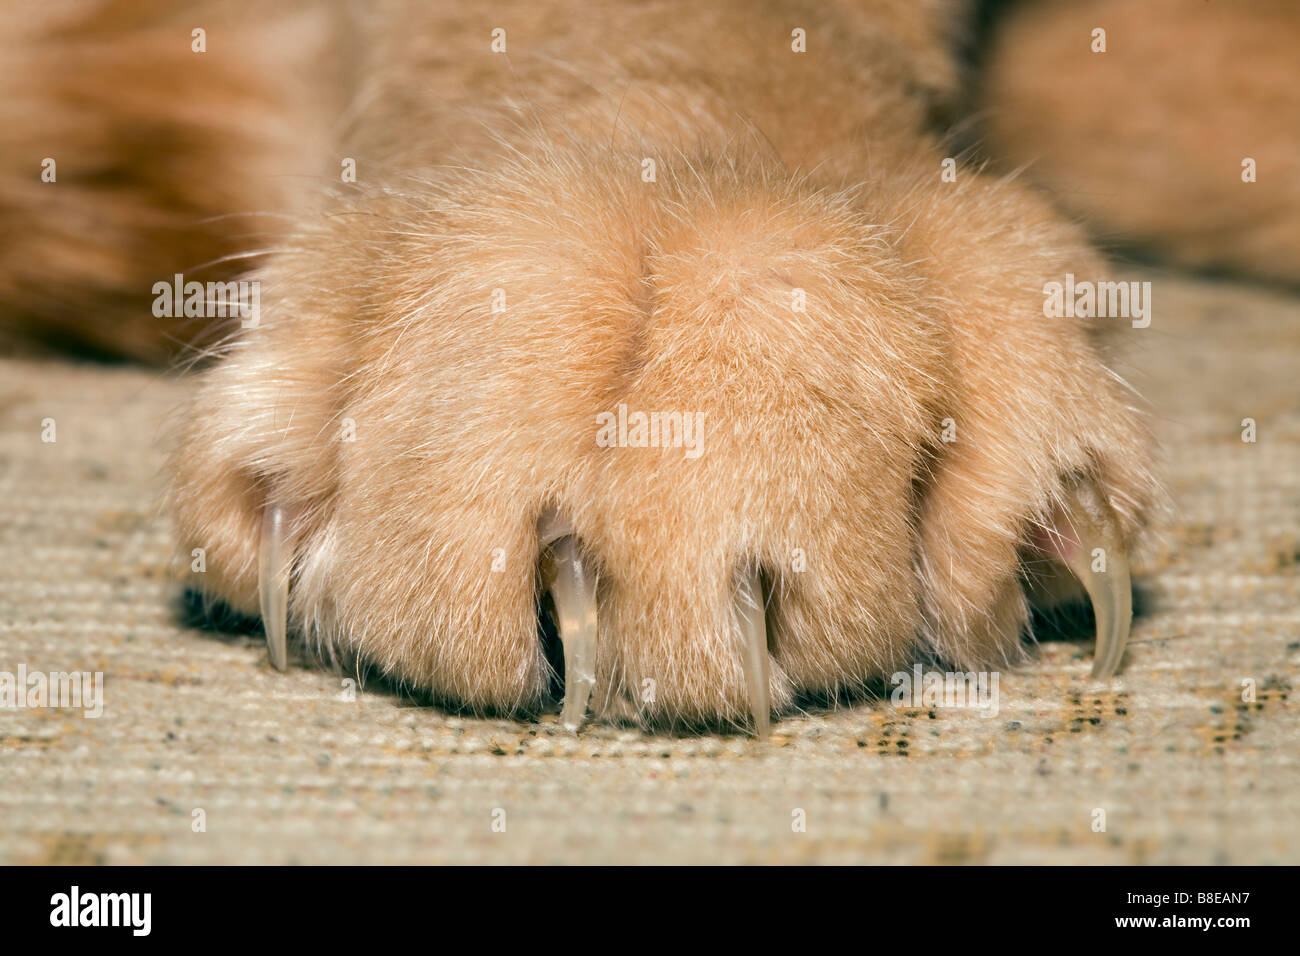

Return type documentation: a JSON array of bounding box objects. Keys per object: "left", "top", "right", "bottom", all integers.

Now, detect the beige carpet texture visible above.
[{"left": 1, "top": 272, "right": 1297, "bottom": 865}]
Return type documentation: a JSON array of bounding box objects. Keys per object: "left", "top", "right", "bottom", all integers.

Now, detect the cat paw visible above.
[{"left": 169, "top": 141, "right": 1158, "bottom": 734}]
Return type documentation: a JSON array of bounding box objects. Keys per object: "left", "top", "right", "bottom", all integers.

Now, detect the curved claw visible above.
[
  {"left": 735, "top": 569, "right": 771, "bottom": 738},
  {"left": 539, "top": 516, "right": 598, "bottom": 733},
  {"left": 1048, "top": 479, "right": 1133, "bottom": 679},
  {"left": 1080, "top": 541, "right": 1131, "bottom": 679},
  {"left": 258, "top": 502, "right": 291, "bottom": 671}
]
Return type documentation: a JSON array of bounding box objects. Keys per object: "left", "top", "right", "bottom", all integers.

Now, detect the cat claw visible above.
[
  {"left": 258, "top": 502, "right": 291, "bottom": 671},
  {"left": 1050, "top": 479, "right": 1133, "bottom": 679},
  {"left": 735, "top": 569, "right": 771, "bottom": 738},
  {"left": 538, "top": 513, "right": 598, "bottom": 732},
  {"left": 537, "top": 514, "right": 771, "bottom": 736}
]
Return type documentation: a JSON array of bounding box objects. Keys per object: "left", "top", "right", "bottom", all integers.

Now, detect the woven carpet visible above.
[{"left": 1, "top": 271, "right": 1296, "bottom": 864}]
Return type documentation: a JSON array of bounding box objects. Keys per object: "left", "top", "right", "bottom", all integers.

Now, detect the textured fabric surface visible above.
[{"left": 1, "top": 273, "right": 1296, "bottom": 864}]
